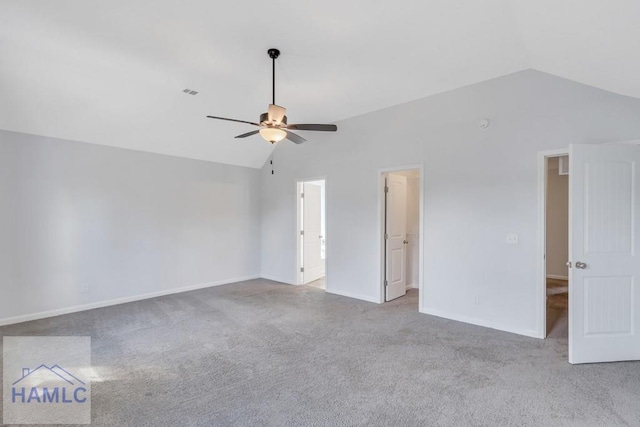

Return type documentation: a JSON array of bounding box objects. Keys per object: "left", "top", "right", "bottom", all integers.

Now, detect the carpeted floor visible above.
[{"left": 2, "top": 279, "right": 640, "bottom": 426}]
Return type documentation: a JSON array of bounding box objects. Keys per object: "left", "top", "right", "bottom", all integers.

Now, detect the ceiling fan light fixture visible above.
[{"left": 259, "top": 127, "right": 287, "bottom": 144}]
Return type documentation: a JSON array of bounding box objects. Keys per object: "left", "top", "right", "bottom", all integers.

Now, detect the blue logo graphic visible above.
[{"left": 11, "top": 365, "right": 88, "bottom": 404}]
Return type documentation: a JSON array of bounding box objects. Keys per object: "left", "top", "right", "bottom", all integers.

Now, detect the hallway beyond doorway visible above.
[{"left": 546, "top": 278, "right": 568, "bottom": 338}]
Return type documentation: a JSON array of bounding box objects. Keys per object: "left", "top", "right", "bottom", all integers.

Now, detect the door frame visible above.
[
  {"left": 536, "top": 148, "right": 570, "bottom": 339},
  {"left": 296, "top": 176, "right": 327, "bottom": 288},
  {"left": 378, "top": 164, "right": 424, "bottom": 311}
]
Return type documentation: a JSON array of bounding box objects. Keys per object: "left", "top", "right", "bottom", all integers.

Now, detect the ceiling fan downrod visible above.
[{"left": 267, "top": 48, "right": 280, "bottom": 105}]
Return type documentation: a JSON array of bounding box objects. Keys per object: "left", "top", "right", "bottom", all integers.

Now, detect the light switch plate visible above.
[{"left": 506, "top": 233, "right": 519, "bottom": 244}]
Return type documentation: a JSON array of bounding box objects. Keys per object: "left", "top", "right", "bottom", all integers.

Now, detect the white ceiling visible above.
[{"left": 1, "top": 0, "right": 639, "bottom": 168}]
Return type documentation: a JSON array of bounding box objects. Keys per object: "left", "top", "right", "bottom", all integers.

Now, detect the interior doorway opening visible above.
[
  {"left": 545, "top": 155, "right": 570, "bottom": 338},
  {"left": 380, "top": 167, "right": 422, "bottom": 306},
  {"left": 539, "top": 143, "right": 640, "bottom": 364},
  {"left": 297, "top": 179, "right": 326, "bottom": 289}
]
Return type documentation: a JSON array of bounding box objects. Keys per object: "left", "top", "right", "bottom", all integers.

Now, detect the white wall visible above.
[
  {"left": 546, "top": 157, "right": 569, "bottom": 279},
  {"left": 0, "top": 130, "right": 261, "bottom": 324},
  {"left": 260, "top": 70, "right": 640, "bottom": 336}
]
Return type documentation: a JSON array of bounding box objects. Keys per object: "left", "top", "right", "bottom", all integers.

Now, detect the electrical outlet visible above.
[
  {"left": 506, "top": 233, "right": 519, "bottom": 244},
  {"left": 80, "top": 283, "right": 89, "bottom": 293},
  {"left": 473, "top": 295, "right": 480, "bottom": 305}
]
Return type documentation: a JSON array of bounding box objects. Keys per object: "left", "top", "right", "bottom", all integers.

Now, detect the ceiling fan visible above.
[{"left": 206, "top": 48, "right": 337, "bottom": 144}]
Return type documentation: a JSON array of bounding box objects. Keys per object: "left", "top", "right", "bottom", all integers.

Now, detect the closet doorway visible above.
[
  {"left": 379, "top": 166, "right": 423, "bottom": 307},
  {"left": 297, "top": 179, "right": 326, "bottom": 289}
]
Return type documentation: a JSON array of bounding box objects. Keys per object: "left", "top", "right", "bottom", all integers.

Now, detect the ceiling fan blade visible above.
[
  {"left": 286, "top": 124, "right": 337, "bottom": 132},
  {"left": 206, "top": 116, "right": 260, "bottom": 126},
  {"left": 235, "top": 130, "right": 260, "bottom": 139},
  {"left": 285, "top": 130, "right": 307, "bottom": 144},
  {"left": 267, "top": 104, "right": 286, "bottom": 125}
]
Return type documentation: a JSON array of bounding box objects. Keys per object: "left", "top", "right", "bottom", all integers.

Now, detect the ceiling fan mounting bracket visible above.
[{"left": 267, "top": 48, "right": 280, "bottom": 59}]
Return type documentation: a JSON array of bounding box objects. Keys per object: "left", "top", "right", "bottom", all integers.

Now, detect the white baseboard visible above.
[
  {"left": 0, "top": 274, "right": 260, "bottom": 327},
  {"left": 325, "top": 289, "right": 381, "bottom": 304},
  {"left": 259, "top": 275, "right": 296, "bottom": 285},
  {"left": 547, "top": 274, "right": 569, "bottom": 281},
  {"left": 421, "top": 307, "right": 542, "bottom": 339}
]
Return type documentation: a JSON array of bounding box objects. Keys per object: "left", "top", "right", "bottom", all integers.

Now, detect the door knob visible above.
[
  {"left": 403, "top": 240, "right": 409, "bottom": 244},
  {"left": 575, "top": 261, "right": 587, "bottom": 269}
]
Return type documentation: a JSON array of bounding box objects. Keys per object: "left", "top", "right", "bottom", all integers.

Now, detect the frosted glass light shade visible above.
[{"left": 259, "top": 127, "right": 287, "bottom": 143}]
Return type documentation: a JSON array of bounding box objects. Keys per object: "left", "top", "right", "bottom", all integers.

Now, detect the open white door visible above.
[
  {"left": 385, "top": 173, "right": 408, "bottom": 301},
  {"left": 302, "top": 182, "right": 323, "bottom": 284},
  {"left": 569, "top": 143, "right": 640, "bottom": 364}
]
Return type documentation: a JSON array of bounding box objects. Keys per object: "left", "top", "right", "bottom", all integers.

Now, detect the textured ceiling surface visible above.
[{"left": 1, "top": 0, "right": 638, "bottom": 168}]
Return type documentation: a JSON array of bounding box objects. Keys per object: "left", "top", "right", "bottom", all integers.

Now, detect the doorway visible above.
[
  {"left": 539, "top": 143, "right": 640, "bottom": 364},
  {"left": 297, "top": 179, "right": 326, "bottom": 289},
  {"left": 538, "top": 149, "right": 570, "bottom": 340},
  {"left": 545, "top": 155, "right": 569, "bottom": 338},
  {"left": 380, "top": 167, "right": 422, "bottom": 305}
]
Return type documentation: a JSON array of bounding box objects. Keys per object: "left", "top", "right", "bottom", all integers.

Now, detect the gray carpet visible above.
[{"left": 1, "top": 279, "right": 640, "bottom": 426}]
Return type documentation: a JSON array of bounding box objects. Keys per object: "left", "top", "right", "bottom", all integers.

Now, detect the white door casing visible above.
[
  {"left": 302, "top": 182, "right": 323, "bottom": 284},
  {"left": 569, "top": 143, "right": 640, "bottom": 364},
  {"left": 385, "top": 173, "right": 407, "bottom": 301}
]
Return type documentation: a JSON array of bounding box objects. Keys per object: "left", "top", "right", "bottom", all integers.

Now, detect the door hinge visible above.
[
  {"left": 300, "top": 267, "right": 304, "bottom": 273},
  {"left": 384, "top": 233, "right": 388, "bottom": 240},
  {"left": 384, "top": 186, "right": 389, "bottom": 193},
  {"left": 300, "top": 230, "right": 304, "bottom": 236},
  {"left": 300, "top": 192, "right": 304, "bottom": 198},
  {"left": 384, "top": 280, "right": 388, "bottom": 286}
]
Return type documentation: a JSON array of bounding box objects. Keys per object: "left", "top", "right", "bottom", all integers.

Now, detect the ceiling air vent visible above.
[{"left": 183, "top": 89, "right": 198, "bottom": 95}]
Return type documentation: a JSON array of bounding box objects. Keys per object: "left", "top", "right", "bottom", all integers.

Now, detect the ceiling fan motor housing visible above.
[{"left": 260, "top": 112, "right": 287, "bottom": 126}]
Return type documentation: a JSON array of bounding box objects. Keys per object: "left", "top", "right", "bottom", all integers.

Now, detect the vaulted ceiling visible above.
[{"left": 1, "top": 1, "right": 639, "bottom": 168}]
